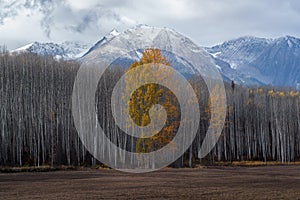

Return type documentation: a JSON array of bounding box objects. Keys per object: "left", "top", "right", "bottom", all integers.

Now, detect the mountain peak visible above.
[
  {"left": 275, "top": 35, "right": 300, "bottom": 48},
  {"left": 84, "top": 25, "right": 202, "bottom": 59},
  {"left": 82, "top": 25, "right": 215, "bottom": 79},
  {"left": 83, "top": 29, "right": 121, "bottom": 56},
  {"left": 11, "top": 41, "right": 89, "bottom": 60},
  {"left": 284, "top": 35, "right": 296, "bottom": 40},
  {"left": 108, "top": 29, "right": 120, "bottom": 37},
  {"left": 11, "top": 42, "right": 35, "bottom": 52},
  {"left": 225, "top": 36, "right": 270, "bottom": 45},
  {"left": 207, "top": 34, "right": 300, "bottom": 87}
]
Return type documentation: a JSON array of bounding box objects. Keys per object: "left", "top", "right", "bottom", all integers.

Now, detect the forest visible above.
[{"left": 0, "top": 47, "right": 300, "bottom": 167}]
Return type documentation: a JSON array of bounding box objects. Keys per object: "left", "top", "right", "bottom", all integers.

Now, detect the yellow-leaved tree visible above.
[{"left": 126, "top": 48, "right": 180, "bottom": 153}]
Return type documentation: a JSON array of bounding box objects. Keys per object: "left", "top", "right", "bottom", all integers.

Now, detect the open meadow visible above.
[{"left": 1, "top": 166, "right": 300, "bottom": 199}]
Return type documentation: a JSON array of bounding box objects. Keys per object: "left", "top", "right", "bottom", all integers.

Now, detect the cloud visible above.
[
  {"left": 64, "top": 5, "right": 122, "bottom": 34},
  {"left": 0, "top": 0, "right": 61, "bottom": 38},
  {"left": 0, "top": 0, "right": 133, "bottom": 49},
  {"left": 0, "top": 1, "right": 22, "bottom": 24},
  {"left": 116, "top": 0, "right": 300, "bottom": 46},
  {"left": 1, "top": 0, "right": 300, "bottom": 49}
]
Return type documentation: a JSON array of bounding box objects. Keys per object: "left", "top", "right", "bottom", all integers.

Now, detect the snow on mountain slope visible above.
[
  {"left": 206, "top": 35, "right": 300, "bottom": 87},
  {"left": 11, "top": 29, "right": 120, "bottom": 60},
  {"left": 11, "top": 41, "right": 89, "bottom": 60},
  {"left": 61, "top": 41, "right": 90, "bottom": 59},
  {"left": 252, "top": 36, "right": 300, "bottom": 86},
  {"left": 206, "top": 36, "right": 272, "bottom": 67},
  {"left": 83, "top": 26, "right": 300, "bottom": 88},
  {"left": 82, "top": 25, "right": 215, "bottom": 79},
  {"left": 11, "top": 25, "right": 300, "bottom": 88},
  {"left": 83, "top": 29, "right": 120, "bottom": 56}
]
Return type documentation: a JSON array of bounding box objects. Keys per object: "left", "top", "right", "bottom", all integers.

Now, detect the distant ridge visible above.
[{"left": 11, "top": 25, "right": 300, "bottom": 88}]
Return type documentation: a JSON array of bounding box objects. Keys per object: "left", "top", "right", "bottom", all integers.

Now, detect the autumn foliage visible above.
[{"left": 126, "top": 48, "right": 180, "bottom": 153}]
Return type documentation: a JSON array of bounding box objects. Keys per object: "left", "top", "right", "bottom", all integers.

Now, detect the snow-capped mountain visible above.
[
  {"left": 253, "top": 36, "right": 300, "bottom": 86},
  {"left": 83, "top": 26, "right": 300, "bottom": 88},
  {"left": 11, "top": 41, "right": 89, "bottom": 60},
  {"left": 11, "top": 25, "right": 300, "bottom": 88},
  {"left": 206, "top": 35, "right": 300, "bottom": 87},
  {"left": 82, "top": 25, "right": 216, "bottom": 79},
  {"left": 11, "top": 29, "right": 121, "bottom": 60},
  {"left": 206, "top": 36, "right": 272, "bottom": 68},
  {"left": 83, "top": 29, "right": 120, "bottom": 56}
]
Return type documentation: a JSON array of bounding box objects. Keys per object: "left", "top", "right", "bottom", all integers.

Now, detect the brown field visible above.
[{"left": 1, "top": 166, "right": 300, "bottom": 199}]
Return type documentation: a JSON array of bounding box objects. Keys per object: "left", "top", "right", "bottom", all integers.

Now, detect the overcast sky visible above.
[{"left": 1, "top": 0, "right": 300, "bottom": 50}]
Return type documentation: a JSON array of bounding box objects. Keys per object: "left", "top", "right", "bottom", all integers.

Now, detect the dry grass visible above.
[
  {"left": 1, "top": 166, "right": 300, "bottom": 199},
  {"left": 0, "top": 165, "right": 78, "bottom": 173},
  {"left": 215, "top": 160, "right": 300, "bottom": 166}
]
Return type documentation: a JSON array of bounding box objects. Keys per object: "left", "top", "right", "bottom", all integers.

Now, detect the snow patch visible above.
[
  {"left": 296, "top": 83, "right": 300, "bottom": 90},
  {"left": 11, "top": 43, "right": 34, "bottom": 52},
  {"left": 211, "top": 51, "right": 221, "bottom": 58},
  {"left": 135, "top": 50, "right": 143, "bottom": 59},
  {"left": 109, "top": 29, "right": 120, "bottom": 37},
  {"left": 287, "top": 40, "right": 293, "bottom": 48},
  {"left": 11, "top": 41, "right": 90, "bottom": 60},
  {"left": 229, "top": 62, "right": 238, "bottom": 69}
]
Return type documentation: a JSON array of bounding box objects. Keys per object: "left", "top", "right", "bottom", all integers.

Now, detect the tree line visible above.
[{"left": 0, "top": 48, "right": 299, "bottom": 167}]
